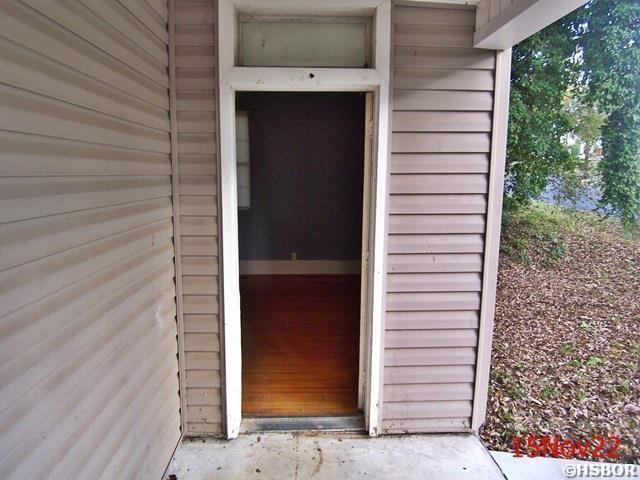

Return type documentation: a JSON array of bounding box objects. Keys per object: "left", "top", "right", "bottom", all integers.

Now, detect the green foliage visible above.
[
  {"left": 506, "top": 21, "right": 580, "bottom": 210},
  {"left": 500, "top": 203, "right": 569, "bottom": 266},
  {"left": 619, "top": 380, "right": 631, "bottom": 395},
  {"left": 577, "top": 0, "right": 640, "bottom": 230},
  {"left": 494, "top": 367, "right": 527, "bottom": 400},
  {"left": 540, "top": 384, "right": 559, "bottom": 400},
  {"left": 580, "top": 321, "right": 596, "bottom": 334},
  {"left": 507, "top": 0, "right": 640, "bottom": 231},
  {"left": 577, "top": 1, "right": 640, "bottom": 112},
  {"left": 500, "top": 238, "right": 531, "bottom": 265},
  {"left": 560, "top": 344, "right": 576, "bottom": 356},
  {"left": 586, "top": 356, "right": 603, "bottom": 367},
  {"left": 563, "top": 92, "right": 606, "bottom": 165},
  {"left": 598, "top": 110, "right": 640, "bottom": 229},
  {"left": 572, "top": 104, "right": 606, "bottom": 153},
  {"left": 548, "top": 241, "right": 567, "bottom": 265},
  {"left": 568, "top": 359, "right": 583, "bottom": 368}
]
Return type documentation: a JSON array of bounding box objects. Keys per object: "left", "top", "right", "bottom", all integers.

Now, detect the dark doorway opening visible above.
[{"left": 237, "top": 92, "right": 366, "bottom": 417}]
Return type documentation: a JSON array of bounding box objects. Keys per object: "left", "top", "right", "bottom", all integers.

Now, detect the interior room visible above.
[{"left": 236, "top": 92, "right": 367, "bottom": 418}]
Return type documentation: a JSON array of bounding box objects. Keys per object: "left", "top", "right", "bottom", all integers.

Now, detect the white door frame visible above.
[{"left": 218, "top": 0, "right": 391, "bottom": 438}]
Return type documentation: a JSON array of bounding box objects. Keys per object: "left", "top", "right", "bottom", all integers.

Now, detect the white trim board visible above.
[
  {"left": 474, "top": 0, "right": 588, "bottom": 49},
  {"left": 471, "top": 48, "right": 512, "bottom": 431},
  {"left": 218, "top": 0, "right": 391, "bottom": 439}
]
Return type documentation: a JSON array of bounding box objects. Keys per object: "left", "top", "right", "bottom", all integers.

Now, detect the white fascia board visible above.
[{"left": 474, "top": 0, "right": 588, "bottom": 50}]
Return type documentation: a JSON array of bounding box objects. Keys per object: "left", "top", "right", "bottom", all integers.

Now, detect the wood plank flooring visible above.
[{"left": 241, "top": 274, "right": 361, "bottom": 417}]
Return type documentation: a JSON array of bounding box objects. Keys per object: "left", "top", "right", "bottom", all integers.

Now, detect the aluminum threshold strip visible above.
[{"left": 240, "top": 415, "right": 366, "bottom": 433}]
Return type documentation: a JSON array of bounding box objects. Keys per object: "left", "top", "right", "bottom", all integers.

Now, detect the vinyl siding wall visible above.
[
  {"left": 0, "top": 0, "right": 180, "bottom": 477},
  {"left": 174, "top": 0, "right": 223, "bottom": 436},
  {"left": 382, "top": 2, "right": 496, "bottom": 433},
  {"left": 169, "top": 0, "right": 496, "bottom": 437}
]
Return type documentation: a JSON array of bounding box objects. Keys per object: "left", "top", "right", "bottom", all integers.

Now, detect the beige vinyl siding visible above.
[
  {"left": 382, "top": 2, "right": 496, "bottom": 434},
  {"left": 174, "top": 0, "right": 223, "bottom": 436},
  {"left": 0, "top": 1, "right": 180, "bottom": 478}
]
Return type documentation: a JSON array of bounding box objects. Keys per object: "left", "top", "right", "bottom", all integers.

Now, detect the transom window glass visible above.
[{"left": 237, "top": 15, "right": 373, "bottom": 68}]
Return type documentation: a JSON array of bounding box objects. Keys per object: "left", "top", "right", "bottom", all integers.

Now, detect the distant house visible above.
[{"left": 0, "top": 0, "right": 587, "bottom": 477}]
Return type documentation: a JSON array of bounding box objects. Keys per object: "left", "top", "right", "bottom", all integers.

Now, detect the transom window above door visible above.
[{"left": 237, "top": 15, "right": 373, "bottom": 68}]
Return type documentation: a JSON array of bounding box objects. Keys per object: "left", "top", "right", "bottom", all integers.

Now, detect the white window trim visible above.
[{"left": 218, "top": 0, "right": 391, "bottom": 439}]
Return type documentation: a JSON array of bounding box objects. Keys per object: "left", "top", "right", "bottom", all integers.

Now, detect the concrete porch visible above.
[{"left": 163, "top": 433, "right": 505, "bottom": 480}]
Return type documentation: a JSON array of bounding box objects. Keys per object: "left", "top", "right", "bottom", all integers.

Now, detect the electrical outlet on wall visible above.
[{"left": 290, "top": 252, "right": 297, "bottom": 261}]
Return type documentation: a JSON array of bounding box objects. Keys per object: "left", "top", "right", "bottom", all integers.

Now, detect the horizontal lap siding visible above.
[
  {"left": 0, "top": 0, "right": 180, "bottom": 478},
  {"left": 383, "top": 2, "right": 496, "bottom": 434},
  {"left": 174, "top": 0, "right": 223, "bottom": 436}
]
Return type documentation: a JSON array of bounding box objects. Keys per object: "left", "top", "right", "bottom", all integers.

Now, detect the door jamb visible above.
[
  {"left": 218, "top": 0, "right": 392, "bottom": 439},
  {"left": 358, "top": 92, "right": 374, "bottom": 410}
]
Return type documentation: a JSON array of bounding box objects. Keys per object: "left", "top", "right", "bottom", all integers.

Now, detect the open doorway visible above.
[{"left": 236, "top": 92, "right": 368, "bottom": 420}]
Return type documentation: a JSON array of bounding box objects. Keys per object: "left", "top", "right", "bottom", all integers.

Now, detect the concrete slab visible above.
[
  {"left": 164, "top": 433, "right": 505, "bottom": 480},
  {"left": 491, "top": 451, "right": 640, "bottom": 480}
]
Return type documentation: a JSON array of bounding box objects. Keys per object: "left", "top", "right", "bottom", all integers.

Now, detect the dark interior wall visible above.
[{"left": 236, "top": 92, "right": 365, "bottom": 261}]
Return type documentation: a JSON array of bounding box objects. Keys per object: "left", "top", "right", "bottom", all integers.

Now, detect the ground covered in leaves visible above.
[{"left": 480, "top": 203, "right": 640, "bottom": 463}]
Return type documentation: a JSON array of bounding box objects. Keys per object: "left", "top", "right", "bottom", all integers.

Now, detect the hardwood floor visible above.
[{"left": 240, "top": 274, "right": 361, "bottom": 417}]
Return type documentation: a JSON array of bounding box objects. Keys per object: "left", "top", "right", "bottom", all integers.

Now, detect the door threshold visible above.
[{"left": 240, "top": 415, "right": 365, "bottom": 433}]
